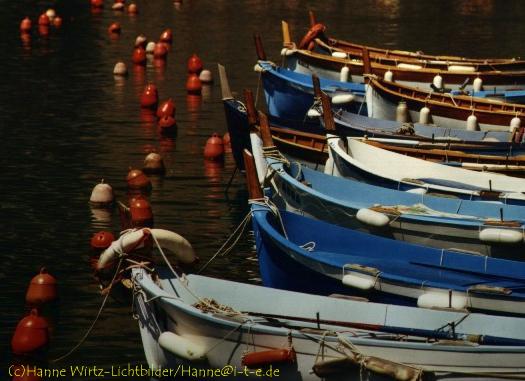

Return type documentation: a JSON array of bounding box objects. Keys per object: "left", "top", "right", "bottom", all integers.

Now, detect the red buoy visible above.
[
  {"left": 153, "top": 43, "right": 168, "bottom": 59},
  {"left": 223, "top": 132, "right": 232, "bottom": 153},
  {"left": 20, "top": 17, "right": 32, "bottom": 33},
  {"left": 52, "top": 16, "right": 63, "bottom": 28},
  {"left": 159, "top": 29, "right": 173, "bottom": 43},
  {"left": 126, "top": 169, "right": 152, "bottom": 190},
  {"left": 242, "top": 348, "right": 296, "bottom": 368},
  {"left": 127, "top": 3, "right": 138, "bottom": 14},
  {"left": 156, "top": 98, "right": 175, "bottom": 118},
  {"left": 187, "top": 53, "right": 203, "bottom": 74},
  {"left": 38, "top": 14, "right": 50, "bottom": 26},
  {"left": 91, "top": 0, "right": 104, "bottom": 8},
  {"left": 157, "top": 115, "right": 176, "bottom": 130},
  {"left": 90, "top": 231, "right": 115, "bottom": 251},
  {"left": 140, "top": 84, "right": 158, "bottom": 109},
  {"left": 25, "top": 268, "right": 58, "bottom": 307},
  {"left": 129, "top": 195, "right": 154, "bottom": 227},
  {"left": 186, "top": 74, "right": 202, "bottom": 95},
  {"left": 203, "top": 133, "right": 224, "bottom": 160},
  {"left": 38, "top": 26, "right": 49, "bottom": 37},
  {"left": 108, "top": 22, "right": 121, "bottom": 34},
  {"left": 11, "top": 309, "right": 49, "bottom": 356},
  {"left": 132, "top": 47, "right": 146, "bottom": 65}
]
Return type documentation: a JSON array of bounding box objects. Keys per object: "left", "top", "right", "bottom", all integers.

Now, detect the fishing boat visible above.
[
  {"left": 133, "top": 267, "right": 525, "bottom": 380},
  {"left": 298, "top": 11, "right": 525, "bottom": 71},
  {"left": 250, "top": 201, "right": 525, "bottom": 316},
  {"left": 365, "top": 73, "right": 525, "bottom": 132},
  {"left": 249, "top": 118, "right": 525, "bottom": 259}
]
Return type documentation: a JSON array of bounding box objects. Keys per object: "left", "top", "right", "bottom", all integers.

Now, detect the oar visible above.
[{"left": 244, "top": 311, "right": 525, "bottom": 346}]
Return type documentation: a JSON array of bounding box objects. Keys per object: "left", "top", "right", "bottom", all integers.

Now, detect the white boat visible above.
[{"left": 133, "top": 268, "right": 525, "bottom": 380}]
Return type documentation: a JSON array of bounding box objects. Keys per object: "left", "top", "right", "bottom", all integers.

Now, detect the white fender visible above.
[
  {"left": 473, "top": 77, "right": 483, "bottom": 92},
  {"left": 253, "top": 63, "right": 264, "bottom": 73},
  {"left": 332, "top": 94, "right": 355, "bottom": 105},
  {"left": 250, "top": 132, "right": 267, "bottom": 185},
  {"left": 383, "top": 70, "right": 394, "bottom": 82},
  {"left": 158, "top": 332, "right": 206, "bottom": 361},
  {"left": 307, "top": 108, "right": 321, "bottom": 118},
  {"left": 448, "top": 65, "right": 475, "bottom": 72},
  {"left": 432, "top": 74, "right": 443, "bottom": 89},
  {"left": 510, "top": 116, "right": 521, "bottom": 133},
  {"left": 418, "top": 106, "right": 431, "bottom": 124},
  {"left": 342, "top": 273, "right": 375, "bottom": 290},
  {"left": 466, "top": 114, "right": 479, "bottom": 131},
  {"left": 417, "top": 292, "right": 468, "bottom": 310},
  {"left": 340, "top": 66, "right": 350, "bottom": 82},
  {"left": 356, "top": 208, "right": 390, "bottom": 227},
  {"left": 396, "top": 101, "right": 410, "bottom": 123},
  {"left": 331, "top": 51, "right": 347, "bottom": 59},
  {"left": 280, "top": 48, "right": 296, "bottom": 56},
  {"left": 97, "top": 229, "right": 196, "bottom": 269},
  {"left": 405, "top": 187, "right": 427, "bottom": 195},
  {"left": 397, "top": 63, "right": 422, "bottom": 70},
  {"left": 479, "top": 228, "right": 523, "bottom": 244}
]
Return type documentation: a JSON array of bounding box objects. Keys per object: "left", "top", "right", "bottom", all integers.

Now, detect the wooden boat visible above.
[
  {"left": 298, "top": 11, "right": 525, "bottom": 71},
  {"left": 251, "top": 118, "right": 525, "bottom": 259},
  {"left": 277, "top": 27, "right": 525, "bottom": 92},
  {"left": 133, "top": 267, "right": 525, "bottom": 380},
  {"left": 365, "top": 72, "right": 525, "bottom": 132},
  {"left": 250, "top": 201, "right": 525, "bottom": 316}
]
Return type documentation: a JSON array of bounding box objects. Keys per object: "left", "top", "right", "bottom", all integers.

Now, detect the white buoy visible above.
[
  {"left": 331, "top": 51, "right": 347, "bottom": 59},
  {"left": 45, "top": 8, "right": 56, "bottom": 20},
  {"left": 419, "top": 106, "right": 431, "bottom": 124},
  {"left": 145, "top": 42, "right": 156, "bottom": 54},
  {"left": 396, "top": 101, "right": 410, "bottom": 123},
  {"left": 135, "top": 34, "right": 147, "bottom": 48},
  {"left": 89, "top": 180, "right": 114, "bottom": 207},
  {"left": 466, "top": 114, "right": 480, "bottom": 131},
  {"left": 199, "top": 69, "right": 213, "bottom": 83},
  {"left": 112, "top": 2, "right": 125, "bottom": 10},
  {"left": 113, "top": 62, "right": 128, "bottom": 76},
  {"left": 510, "top": 116, "right": 521, "bottom": 132},
  {"left": 253, "top": 63, "right": 264, "bottom": 73},
  {"left": 479, "top": 228, "right": 523, "bottom": 244},
  {"left": 473, "top": 77, "right": 483, "bottom": 92},
  {"left": 383, "top": 70, "right": 394, "bottom": 82},
  {"left": 356, "top": 208, "right": 390, "bottom": 227},
  {"left": 340, "top": 66, "right": 350, "bottom": 82},
  {"left": 143, "top": 153, "right": 166, "bottom": 175},
  {"left": 432, "top": 74, "right": 443, "bottom": 90},
  {"left": 331, "top": 94, "right": 355, "bottom": 104},
  {"left": 158, "top": 332, "right": 206, "bottom": 361}
]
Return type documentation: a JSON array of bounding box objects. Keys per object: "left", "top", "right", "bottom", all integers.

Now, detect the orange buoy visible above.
[
  {"left": 20, "top": 17, "right": 32, "bottom": 33},
  {"left": 90, "top": 231, "right": 115, "bottom": 251},
  {"left": 129, "top": 195, "right": 154, "bottom": 227},
  {"left": 25, "top": 268, "right": 58, "bottom": 307},
  {"left": 143, "top": 152, "right": 166, "bottom": 175},
  {"left": 11, "top": 309, "right": 49, "bottom": 356},
  {"left": 186, "top": 74, "right": 202, "bottom": 95},
  {"left": 91, "top": 0, "right": 104, "bottom": 8},
  {"left": 156, "top": 98, "right": 175, "bottom": 118},
  {"left": 132, "top": 47, "right": 146, "bottom": 65},
  {"left": 140, "top": 84, "right": 158, "bottom": 109},
  {"left": 108, "top": 22, "right": 121, "bottom": 34},
  {"left": 127, "top": 3, "right": 138, "bottom": 14},
  {"left": 38, "top": 14, "right": 50, "bottom": 26},
  {"left": 10, "top": 364, "right": 43, "bottom": 381},
  {"left": 242, "top": 348, "right": 296, "bottom": 368},
  {"left": 157, "top": 115, "right": 176, "bottom": 131},
  {"left": 187, "top": 53, "right": 203, "bottom": 74},
  {"left": 203, "top": 133, "right": 224, "bottom": 160},
  {"left": 89, "top": 180, "right": 114, "bottom": 207},
  {"left": 153, "top": 43, "right": 168, "bottom": 59},
  {"left": 159, "top": 28, "right": 173, "bottom": 43},
  {"left": 52, "top": 16, "right": 62, "bottom": 27},
  {"left": 223, "top": 132, "right": 232, "bottom": 153},
  {"left": 126, "top": 169, "right": 152, "bottom": 190}
]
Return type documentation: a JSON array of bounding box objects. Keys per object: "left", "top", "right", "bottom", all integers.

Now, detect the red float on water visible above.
[
  {"left": 38, "top": 25, "right": 49, "bottom": 37},
  {"left": 38, "top": 14, "right": 50, "bottom": 26},
  {"left": 129, "top": 195, "right": 153, "bottom": 227},
  {"left": 108, "top": 22, "right": 121, "bottom": 34},
  {"left": 153, "top": 43, "right": 168, "bottom": 59},
  {"left": 91, "top": 0, "right": 104, "bottom": 8},
  {"left": 20, "top": 17, "right": 32, "bottom": 33},
  {"left": 90, "top": 231, "right": 115, "bottom": 251},
  {"left": 156, "top": 98, "right": 175, "bottom": 118},
  {"left": 11, "top": 309, "right": 49, "bottom": 356},
  {"left": 132, "top": 47, "right": 146, "bottom": 65},
  {"left": 158, "top": 115, "right": 176, "bottom": 130},
  {"left": 52, "top": 16, "right": 63, "bottom": 27},
  {"left": 159, "top": 28, "right": 173, "bottom": 43},
  {"left": 140, "top": 84, "right": 158, "bottom": 109},
  {"left": 25, "top": 268, "right": 58, "bottom": 307},
  {"left": 187, "top": 53, "right": 203, "bottom": 74},
  {"left": 126, "top": 169, "right": 152, "bottom": 190},
  {"left": 203, "top": 133, "right": 224, "bottom": 160},
  {"left": 186, "top": 74, "right": 202, "bottom": 95}
]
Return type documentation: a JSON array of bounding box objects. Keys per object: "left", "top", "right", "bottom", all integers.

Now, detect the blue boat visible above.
[{"left": 251, "top": 202, "right": 525, "bottom": 316}]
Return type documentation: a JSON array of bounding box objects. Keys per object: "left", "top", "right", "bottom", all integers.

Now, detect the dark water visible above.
[{"left": 2, "top": 0, "right": 525, "bottom": 379}]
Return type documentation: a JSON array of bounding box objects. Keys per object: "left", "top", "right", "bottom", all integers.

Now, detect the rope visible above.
[{"left": 50, "top": 257, "right": 125, "bottom": 363}]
